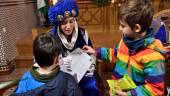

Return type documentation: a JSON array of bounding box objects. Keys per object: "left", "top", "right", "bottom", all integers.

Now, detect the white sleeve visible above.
[{"left": 83, "top": 30, "right": 89, "bottom": 44}]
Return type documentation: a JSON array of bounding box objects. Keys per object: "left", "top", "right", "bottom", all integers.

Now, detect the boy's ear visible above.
[
  {"left": 134, "top": 24, "right": 141, "bottom": 33},
  {"left": 54, "top": 56, "right": 59, "bottom": 64}
]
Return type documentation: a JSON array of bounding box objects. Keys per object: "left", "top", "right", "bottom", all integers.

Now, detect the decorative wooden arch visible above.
[
  {"left": 154, "top": 9, "right": 170, "bottom": 18},
  {"left": 153, "top": 9, "right": 170, "bottom": 27},
  {"left": 153, "top": 9, "right": 170, "bottom": 46}
]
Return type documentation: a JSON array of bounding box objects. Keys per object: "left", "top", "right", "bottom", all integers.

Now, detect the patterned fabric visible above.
[
  {"left": 0, "top": 3, "right": 37, "bottom": 67},
  {"left": 48, "top": 0, "right": 79, "bottom": 25},
  {"left": 97, "top": 30, "right": 166, "bottom": 96},
  {"left": 57, "top": 21, "right": 79, "bottom": 50},
  {"left": 54, "top": 27, "right": 92, "bottom": 56}
]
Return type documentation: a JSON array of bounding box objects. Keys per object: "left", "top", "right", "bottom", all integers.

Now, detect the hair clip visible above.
[
  {"left": 71, "top": 9, "right": 77, "bottom": 17},
  {"left": 65, "top": 11, "right": 70, "bottom": 17},
  {"left": 57, "top": 15, "right": 64, "bottom": 21}
]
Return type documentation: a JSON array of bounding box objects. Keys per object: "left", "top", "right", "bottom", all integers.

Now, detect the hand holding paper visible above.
[
  {"left": 60, "top": 56, "right": 74, "bottom": 75},
  {"left": 60, "top": 48, "right": 92, "bottom": 83}
]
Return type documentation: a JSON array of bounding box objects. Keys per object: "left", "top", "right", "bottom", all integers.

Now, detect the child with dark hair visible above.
[
  {"left": 83, "top": 0, "right": 166, "bottom": 95},
  {"left": 13, "top": 33, "right": 82, "bottom": 96}
]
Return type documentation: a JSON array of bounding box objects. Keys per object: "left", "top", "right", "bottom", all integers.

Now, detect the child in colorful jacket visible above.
[{"left": 83, "top": 0, "right": 166, "bottom": 95}]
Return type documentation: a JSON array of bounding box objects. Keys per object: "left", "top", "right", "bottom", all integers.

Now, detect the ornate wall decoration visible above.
[
  {"left": 0, "top": 0, "right": 37, "bottom": 73},
  {"left": 77, "top": 2, "right": 107, "bottom": 33}
]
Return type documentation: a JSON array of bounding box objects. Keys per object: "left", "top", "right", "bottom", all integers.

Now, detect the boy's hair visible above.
[
  {"left": 33, "top": 33, "right": 62, "bottom": 67},
  {"left": 119, "top": 0, "right": 153, "bottom": 32}
]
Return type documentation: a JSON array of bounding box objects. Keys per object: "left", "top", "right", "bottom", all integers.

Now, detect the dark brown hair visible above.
[
  {"left": 119, "top": 0, "right": 153, "bottom": 32},
  {"left": 33, "top": 33, "right": 62, "bottom": 67}
]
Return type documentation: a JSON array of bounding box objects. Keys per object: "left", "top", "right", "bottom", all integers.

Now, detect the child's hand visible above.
[
  {"left": 60, "top": 56, "right": 72, "bottom": 73},
  {"left": 109, "top": 90, "right": 113, "bottom": 96},
  {"left": 83, "top": 45, "right": 95, "bottom": 55},
  {"left": 115, "top": 90, "right": 128, "bottom": 96}
]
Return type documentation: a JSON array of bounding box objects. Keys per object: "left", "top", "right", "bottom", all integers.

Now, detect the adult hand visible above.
[
  {"left": 115, "top": 90, "right": 128, "bottom": 96},
  {"left": 83, "top": 45, "right": 95, "bottom": 55},
  {"left": 85, "top": 64, "right": 95, "bottom": 77},
  {"left": 109, "top": 90, "right": 113, "bottom": 96}
]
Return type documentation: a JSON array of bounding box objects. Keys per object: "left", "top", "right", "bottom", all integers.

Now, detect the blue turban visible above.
[{"left": 48, "top": 0, "right": 79, "bottom": 25}]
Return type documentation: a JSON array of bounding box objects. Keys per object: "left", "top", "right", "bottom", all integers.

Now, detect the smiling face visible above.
[
  {"left": 60, "top": 17, "right": 75, "bottom": 36},
  {"left": 119, "top": 20, "right": 145, "bottom": 40},
  {"left": 119, "top": 20, "right": 134, "bottom": 38}
]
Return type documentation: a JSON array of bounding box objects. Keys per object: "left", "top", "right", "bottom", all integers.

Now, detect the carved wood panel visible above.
[
  {"left": 76, "top": 1, "right": 121, "bottom": 48},
  {"left": 77, "top": 1, "right": 107, "bottom": 33}
]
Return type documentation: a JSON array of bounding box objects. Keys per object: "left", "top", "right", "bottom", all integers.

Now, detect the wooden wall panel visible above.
[
  {"left": 108, "top": 3, "right": 121, "bottom": 44},
  {"left": 77, "top": 1, "right": 107, "bottom": 33},
  {"left": 77, "top": 1, "right": 121, "bottom": 48}
]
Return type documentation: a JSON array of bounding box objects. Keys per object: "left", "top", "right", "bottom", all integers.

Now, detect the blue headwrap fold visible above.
[{"left": 48, "top": 0, "right": 79, "bottom": 26}]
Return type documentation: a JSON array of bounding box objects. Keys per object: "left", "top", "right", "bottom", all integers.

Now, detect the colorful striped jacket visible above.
[{"left": 97, "top": 39, "right": 166, "bottom": 96}]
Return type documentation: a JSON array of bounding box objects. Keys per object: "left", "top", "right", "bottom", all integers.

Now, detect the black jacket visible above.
[{"left": 12, "top": 71, "right": 83, "bottom": 96}]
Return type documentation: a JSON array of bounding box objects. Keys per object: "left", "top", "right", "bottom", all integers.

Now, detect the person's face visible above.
[
  {"left": 60, "top": 17, "right": 75, "bottom": 36},
  {"left": 119, "top": 20, "right": 144, "bottom": 40},
  {"left": 119, "top": 20, "right": 134, "bottom": 38},
  {"left": 57, "top": 54, "right": 63, "bottom": 65}
]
